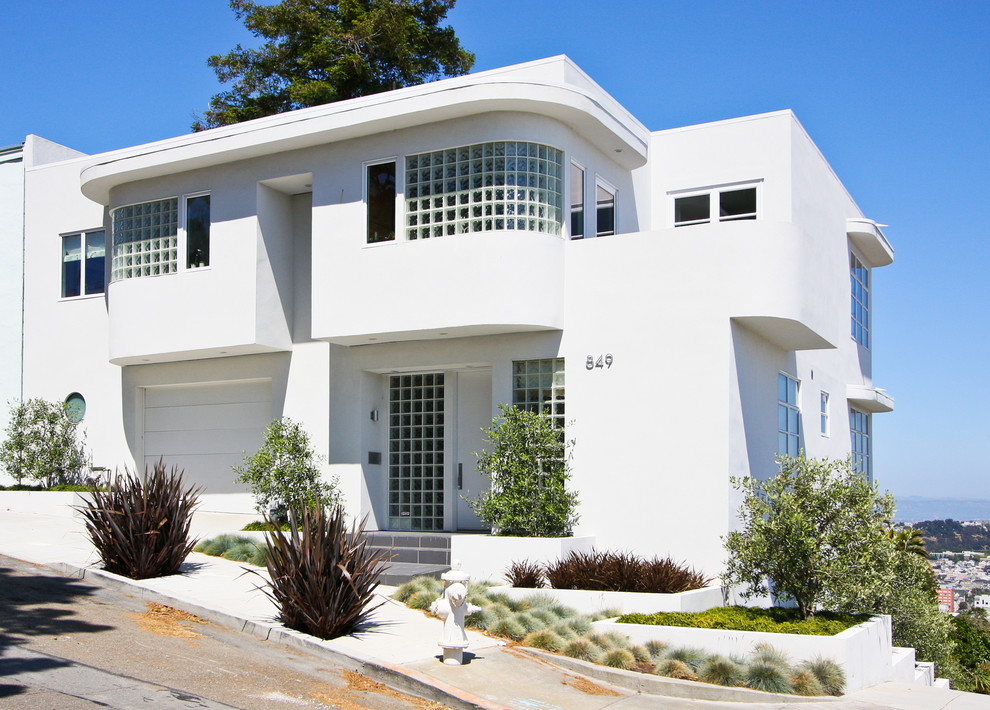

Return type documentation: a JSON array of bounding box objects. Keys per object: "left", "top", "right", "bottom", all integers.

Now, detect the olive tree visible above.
[
  {"left": 722, "top": 455, "right": 896, "bottom": 619},
  {"left": 0, "top": 398, "right": 87, "bottom": 487},
  {"left": 470, "top": 404, "right": 578, "bottom": 537},
  {"left": 233, "top": 417, "right": 341, "bottom": 521}
]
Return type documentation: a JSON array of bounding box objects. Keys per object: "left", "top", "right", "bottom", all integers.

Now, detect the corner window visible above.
[
  {"left": 850, "top": 408, "right": 871, "bottom": 479},
  {"left": 851, "top": 253, "right": 870, "bottom": 348},
  {"left": 185, "top": 194, "right": 210, "bottom": 268},
  {"left": 111, "top": 198, "right": 178, "bottom": 280},
  {"left": 404, "top": 141, "right": 563, "bottom": 240},
  {"left": 367, "top": 161, "right": 396, "bottom": 243},
  {"left": 512, "top": 358, "right": 565, "bottom": 429},
  {"left": 570, "top": 162, "right": 585, "bottom": 239},
  {"left": 61, "top": 230, "right": 105, "bottom": 297},
  {"left": 777, "top": 373, "right": 801, "bottom": 456},
  {"left": 595, "top": 181, "right": 615, "bottom": 237},
  {"left": 820, "top": 391, "right": 830, "bottom": 436},
  {"left": 673, "top": 183, "right": 760, "bottom": 227}
]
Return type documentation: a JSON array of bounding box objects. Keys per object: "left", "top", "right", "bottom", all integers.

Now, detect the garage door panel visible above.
[
  {"left": 145, "top": 380, "right": 270, "bottom": 409},
  {"left": 144, "top": 402, "right": 271, "bottom": 433},
  {"left": 144, "top": 454, "right": 251, "bottom": 492},
  {"left": 145, "top": 428, "right": 265, "bottom": 457}
]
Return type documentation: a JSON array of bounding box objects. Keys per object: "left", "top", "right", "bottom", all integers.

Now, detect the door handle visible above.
[{"left": 457, "top": 463, "right": 463, "bottom": 490}]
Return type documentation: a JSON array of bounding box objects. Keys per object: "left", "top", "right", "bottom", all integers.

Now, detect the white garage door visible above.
[{"left": 143, "top": 380, "right": 272, "bottom": 493}]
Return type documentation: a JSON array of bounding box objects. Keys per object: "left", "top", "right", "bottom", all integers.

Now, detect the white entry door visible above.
[{"left": 454, "top": 370, "right": 492, "bottom": 531}]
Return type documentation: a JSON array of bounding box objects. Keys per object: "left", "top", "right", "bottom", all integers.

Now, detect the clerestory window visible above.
[
  {"left": 673, "top": 184, "right": 759, "bottom": 227},
  {"left": 404, "top": 141, "right": 563, "bottom": 240}
]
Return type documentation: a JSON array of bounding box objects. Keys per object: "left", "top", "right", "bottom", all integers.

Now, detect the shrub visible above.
[
  {"left": 699, "top": 656, "right": 744, "bottom": 687},
  {"left": 77, "top": 461, "right": 200, "bottom": 579},
  {"left": 523, "top": 629, "right": 566, "bottom": 653},
  {"left": 617, "top": 606, "right": 866, "bottom": 636},
  {"left": 745, "top": 661, "right": 793, "bottom": 694},
  {"left": 0, "top": 398, "right": 88, "bottom": 488},
  {"left": 470, "top": 404, "right": 578, "bottom": 537},
  {"left": 234, "top": 418, "right": 341, "bottom": 522},
  {"left": 242, "top": 520, "right": 291, "bottom": 532},
  {"left": 798, "top": 656, "right": 846, "bottom": 695},
  {"left": 601, "top": 648, "right": 636, "bottom": 670},
  {"left": 261, "top": 503, "right": 388, "bottom": 640},
  {"left": 543, "top": 549, "right": 709, "bottom": 593},
  {"left": 506, "top": 559, "right": 545, "bottom": 588}
]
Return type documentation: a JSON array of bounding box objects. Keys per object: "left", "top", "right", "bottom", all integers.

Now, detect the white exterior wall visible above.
[
  {"left": 0, "top": 144, "right": 24, "bottom": 441},
  {"left": 15, "top": 57, "right": 890, "bottom": 578}
]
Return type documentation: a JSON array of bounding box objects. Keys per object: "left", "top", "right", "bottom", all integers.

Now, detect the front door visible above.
[{"left": 454, "top": 370, "right": 492, "bottom": 530}]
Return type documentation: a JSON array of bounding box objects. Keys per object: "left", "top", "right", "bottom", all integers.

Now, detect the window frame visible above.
[
  {"left": 850, "top": 251, "right": 870, "bottom": 349},
  {"left": 570, "top": 161, "right": 586, "bottom": 240},
  {"left": 849, "top": 407, "right": 871, "bottom": 480},
  {"left": 182, "top": 191, "right": 211, "bottom": 270},
  {"left": 364, "top": 157, "right": 398, "bottom": 245},
  {"left": 594, "top": 176, "right": 616, "bottom": 237},
  {"left": 777, "top": 371, "right": 801, "bottom": 457},
  {"left": 820, "top": 391, "right": 830, "bottom": 437},
  {"left": 671, "top": 181, "right": 762, "bottom": 228},
  {"left": 60, "top": 228, "right": 106, "bottom": 299}
]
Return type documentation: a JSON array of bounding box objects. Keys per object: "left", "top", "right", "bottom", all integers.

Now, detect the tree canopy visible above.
[
  {"left": 194, "top": 0, "right": 475, "bottom": 130},
  {"left": 0, "top": 398, "right": 88, "bottom": 488}
]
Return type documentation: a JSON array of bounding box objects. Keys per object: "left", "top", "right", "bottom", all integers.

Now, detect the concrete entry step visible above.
[
  {"left": 378, "top": 561, "right": 449, "bottom": 586},
  {"left": 361, "top": 531, "right": 453, "bottom": 585}
]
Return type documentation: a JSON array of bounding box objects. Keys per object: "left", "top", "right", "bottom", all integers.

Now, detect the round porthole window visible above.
[{"left": 64, "top": 392, "right": 86, "bottom": 423}]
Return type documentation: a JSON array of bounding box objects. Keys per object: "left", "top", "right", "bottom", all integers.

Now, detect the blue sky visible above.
[{"left": 2, "top": 1, "right": 987, "bottom": 500}]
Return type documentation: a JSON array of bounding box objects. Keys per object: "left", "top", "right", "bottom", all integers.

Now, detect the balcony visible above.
[{"left": 847, "top": 218, "right": 894, "bottom": 267}]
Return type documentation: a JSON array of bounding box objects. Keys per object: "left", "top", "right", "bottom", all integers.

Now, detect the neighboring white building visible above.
[{"left": 16, "top": 56, "right": 893, "bottom": 575}]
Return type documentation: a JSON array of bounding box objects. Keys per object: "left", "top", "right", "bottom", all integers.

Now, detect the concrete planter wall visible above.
[
  {"left": 490, "top": 584, "right": 724, "bottom": 616},
  {"left": 593, "top": 614, "right": 895, "bottom": 693},
  {"left": 0, "top": 491, "right": 91, "bottom": 517},
  {"left": 449, "top": 534, "right": 596, "bottom": 584}
]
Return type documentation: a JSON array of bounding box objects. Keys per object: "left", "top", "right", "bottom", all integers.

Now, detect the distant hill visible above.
[
  {"left": 894, "top": 496, "right": 990, "bottom": 524},
  {"left": 910, "top": 519, "right": 990, "bottom": 554}
]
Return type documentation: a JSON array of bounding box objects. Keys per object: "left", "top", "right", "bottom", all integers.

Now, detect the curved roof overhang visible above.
[{"left": 81, "top": 57, "right": 649, "bottom": 205}]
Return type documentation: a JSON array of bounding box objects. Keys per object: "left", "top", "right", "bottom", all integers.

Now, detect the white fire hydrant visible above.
[{"left": 430, "top": 561, "right": 480, "bottom": 665}]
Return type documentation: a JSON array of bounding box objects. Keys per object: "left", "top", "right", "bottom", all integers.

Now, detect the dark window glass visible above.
[
  {"left": 674, "top": 195, "right": 710, "bottom": 226},
  {"left": 84, "top": 231, "right": 105, "bottom": 295},
  {"left": 719, "top": 188, "right": 757, "bottom": 221},
  {"left": 61, "top": 234, "right": 81, "bottom": 298},
  {"left": 186, "top": 195, "right": 211, "bottom": 268},
  {"left": 596, "top": 184, "right": 614, "bottom": 237},
  {"left": 570, "top": 163, "right": 584, "bottom": 239},
  {"left": 367, "top": 162, "right": 396, "bottom": 243}
]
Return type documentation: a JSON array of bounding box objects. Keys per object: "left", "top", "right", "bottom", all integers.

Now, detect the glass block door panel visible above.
[{"left": 388, "top": 373, "right": 445, "bottom": 531}]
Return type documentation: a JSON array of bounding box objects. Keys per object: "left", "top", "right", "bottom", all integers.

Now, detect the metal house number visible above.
[{"left": 586, "top": 354, "right": 614, "bottom": 370}]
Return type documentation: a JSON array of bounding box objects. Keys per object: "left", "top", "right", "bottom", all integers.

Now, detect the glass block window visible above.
[
  {"left": 388, "top": 373, "right": 445, "bottom": 531},
  {"left": 404, "top": 141, "right": 563, "bottom": 240},
  {"left": 512, "top": 358, "right": 565, "bottom": 429},
  {"left": 111, "top": 198, "right": 178, "bottom": 281},
  {"left": 851, "top": 253, "right": 870, "bottom": 348},
  {"left": 850, "top": 408, "right": 871, "bottom": 480},
  {"left": 777, "top": 372, "right": 801, "bottom": 457}
]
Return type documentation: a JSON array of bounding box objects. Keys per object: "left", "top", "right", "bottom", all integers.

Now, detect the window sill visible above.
[{"left": 58, "top": 293, "right": 105, "bottom": 303}]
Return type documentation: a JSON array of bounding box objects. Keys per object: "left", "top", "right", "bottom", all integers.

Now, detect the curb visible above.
[{"left": 48, "top": 560, "right": 510, "bottom": 710}]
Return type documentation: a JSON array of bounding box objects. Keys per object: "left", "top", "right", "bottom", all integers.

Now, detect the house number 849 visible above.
[{"left": 586, "top": 354, "right": 614, "bottom": 370}]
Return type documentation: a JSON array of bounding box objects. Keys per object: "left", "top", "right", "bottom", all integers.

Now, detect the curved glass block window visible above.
[
  {"left": 404, "top": 141, "right": 563, "bottom": 240},
  {"left": 111, "top": 199, "right": 178, "bottom": 281}
]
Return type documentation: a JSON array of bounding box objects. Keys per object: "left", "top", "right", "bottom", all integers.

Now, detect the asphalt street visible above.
[{"left": 0, "top": 555, "right": 450, "bottom": 710}]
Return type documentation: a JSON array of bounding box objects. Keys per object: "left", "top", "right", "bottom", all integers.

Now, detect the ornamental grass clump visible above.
[
  {"left": 522, "top": 629, "right": 566, "bottom": 653},
  {"left": 506, "top": 559, "right": 545, "bottom": 588},
  {"left": 798, "top": 656, "right": 846, "bottom": 695},
  {"left": 601, "top": 647, "right": 636, "bottom": 670},
  {"left": 790, "top": 670, "right": 826, "bottom": 696},
  {"left": 78, "top": 460, "right": 200, "bottom": 580},
  {"left": 262, "top": 503, "right": 389, "bottom": 640},
  {"left": 564, "top": 638, "right": 600, "bottom": 663},
  {"left": 543, "top": 549, "right": 709, "bottom": 594},
  {"left": 745, "top": 661, "right": 793, "bottom": 694},
  {"left": 657, "top": 658, "right": 698, "bottom": 681},
  {"left": 194, "top": 534, "right": 268, "bottom": 566},
  {"left": 699, "top": 656, "right": 744, "bottom": 687}
]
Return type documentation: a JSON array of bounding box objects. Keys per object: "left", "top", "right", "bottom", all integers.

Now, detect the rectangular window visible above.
[
  {"left": 61, "top": 230, "right": 105, "bottom": 298},
  {"left": 820, "top": 391, "right": 830, "bottom": 436},
  {"left": 367, "top": 161, "right": 396, "bottom": 243},
  {"left": 851, "top": 253, "right": 870, "bottom": 348},
  {"left": 111, "top": 198, "right": 178, "bottom": 281},
  {"left": 850, "top": 408, "right": 871, "bottom": 479},
  {"left": 512, "top": 358, "right": 565, "bottom": 429},
  {"left": 777, "top": 372, "right": 801, "bottom": 456},
  {"left": 404, "top": 141, "right": 563, "bottom": 239},
  {"left": 674, "top": 183, "right": 760, "bottom": 227},
  {"left": 185, "top": 194, "right": 210, "bottom": 268},
  {"left": 595, "top": 182, "right": 615, "bottom": 237},
  {"left": 570, "top": 162, "right": 585, "bottom": 239}
]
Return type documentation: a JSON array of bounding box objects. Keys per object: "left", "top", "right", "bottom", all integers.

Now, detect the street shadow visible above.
[{"left": 0, "top": 559, "right": 115, "bottom": 669}]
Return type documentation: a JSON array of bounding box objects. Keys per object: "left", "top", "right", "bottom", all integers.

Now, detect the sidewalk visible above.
[{"left": 0, "top": 508, "right": 986, "bottom": 710}]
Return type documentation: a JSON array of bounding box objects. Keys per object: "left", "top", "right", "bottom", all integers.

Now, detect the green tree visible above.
[
  {"left": 722, "top": 455, "right": 896, "bottom": 619},
  {"left": 0, "top": 399, "right": 87, "bottom": 488},
  {"left": 194, "top": 0, "right": 474, "bottom": 130},
  {"left": 471, "top": 404, "right": 578, "bottom": 537},
  {"left": 234, "top": 417, "right": 341, "bottom": 521},
  {"left": 886, "top": 525, "right": 928, "bottom": 558}
]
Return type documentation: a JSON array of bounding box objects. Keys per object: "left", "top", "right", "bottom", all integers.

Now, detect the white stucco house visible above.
[{"left": 12, "top": 56, "right": 893, "bottom": 576}]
